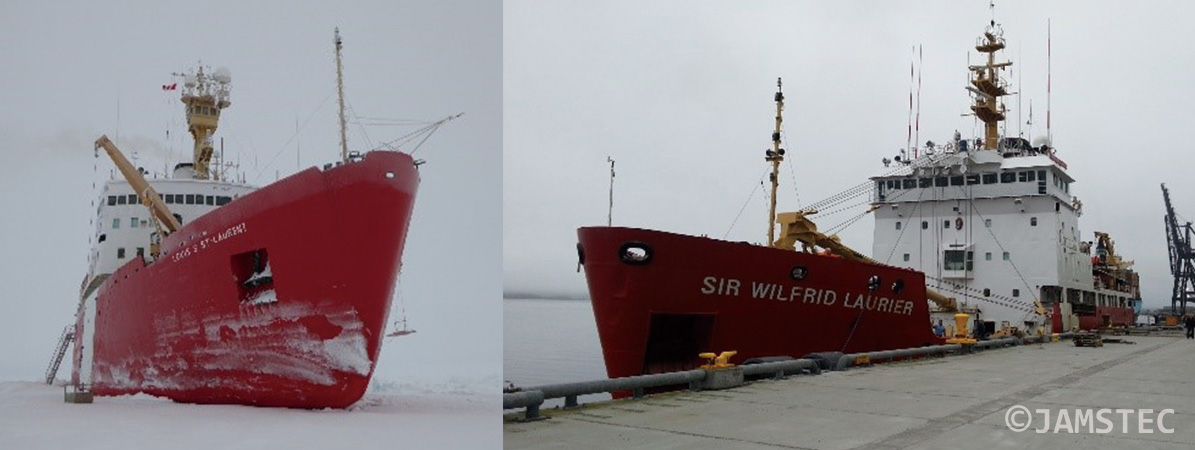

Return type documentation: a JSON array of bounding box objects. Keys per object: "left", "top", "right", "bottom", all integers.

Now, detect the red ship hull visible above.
[
  {"left": 1051, "top": 303, "right": 1136, "bottom": 331},
  {"left": 577, "top": 227, "right": 942, "bottom": 382},
  {"left": 72, "top": 151, "right": 418, "bottom": 408}
]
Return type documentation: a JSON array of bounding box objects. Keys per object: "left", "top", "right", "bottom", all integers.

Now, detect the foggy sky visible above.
[
  {"left": 504, "top": 0, "right": 1195, "bottom": 310},
  {"left": 0, "top": 0, "right": 502, "bottom": 392}
]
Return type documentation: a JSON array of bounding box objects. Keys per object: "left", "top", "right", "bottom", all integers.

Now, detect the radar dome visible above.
[
  {"left": 183, "top": 73, "right": 197, "bottom": 88},
  {"left": 213, "top": 67, "right": 232, "bottom": 84},
  {"left": 1032, "top": 135, "right": 1052, "bottom": 148}
]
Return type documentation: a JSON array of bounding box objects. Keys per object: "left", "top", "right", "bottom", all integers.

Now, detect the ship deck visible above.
[{"left": 504, "top": 335, "right": 1195, "bottom": 449}]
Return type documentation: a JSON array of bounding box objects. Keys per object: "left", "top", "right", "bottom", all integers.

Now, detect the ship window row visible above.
[
  {"left": 882, "top": 169, "right": 1050, "bottom": 192},
  {"left": 900, "top": 217, "right": 1034, "bottom": 231},
  {"left": 115, "top": 247, "right": 145, "bottom": 259},
  {"left": 900, "top": 250, "right": 1012, "bottom": 267},
  {"left": 110, "top": 217, "right": 150, "bottom": 230},
  {"left": 189, "top": 105, "right": 219, "bottom": 116},
  {"left": 107, "top": 194, "right": 232, "bottom": 207}
]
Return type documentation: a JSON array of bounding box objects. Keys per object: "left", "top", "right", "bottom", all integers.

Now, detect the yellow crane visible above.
[
  {"left": 94, "top": 135, "right": 180, "bottom": 256},
  {"left": 771, "top": 210, "right": 959, "bottom": 312}
]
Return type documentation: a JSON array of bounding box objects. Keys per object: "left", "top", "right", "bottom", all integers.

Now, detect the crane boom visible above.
[
  {"left": 772, "top": 210, "right": 958, "bottom": 311},
  {"left": 95, "top": 135, "right": 181, "bottom": 234},
  {"left": 773, "top": 210, "right": 1053, "bottom": 318}
]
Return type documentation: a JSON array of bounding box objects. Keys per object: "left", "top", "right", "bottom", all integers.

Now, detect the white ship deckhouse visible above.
[{"left": 870, "top": 18, "right": 1138, "bottom": 336}]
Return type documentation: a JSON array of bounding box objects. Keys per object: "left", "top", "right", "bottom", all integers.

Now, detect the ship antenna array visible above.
[
  {"left": 766, "top": 78, "right": 785, "bottom": 246},
  {"left": 335, "top": 27, "right": 349, "bottom": 163}
]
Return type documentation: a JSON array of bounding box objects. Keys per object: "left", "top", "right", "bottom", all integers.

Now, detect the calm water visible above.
[{"left": 503, "top": 298, "right": 610, "bottom": 405}]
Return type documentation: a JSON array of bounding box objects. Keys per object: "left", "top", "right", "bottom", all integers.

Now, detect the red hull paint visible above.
[
  {"left": 578, "top": 227, "right": 942, "bottom": 383},
  {"left": 74, "top": 151, "right": 418, "bottom": 408},
  {"left": 1051, "top": 303, "right": 1135, "bottom": 331}
]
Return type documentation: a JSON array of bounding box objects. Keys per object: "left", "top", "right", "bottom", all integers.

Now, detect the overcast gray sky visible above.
[
  {"left": 504, "top": 0, "right": 1195, "bottom": 309},
  {"left": 0, "top": 0, "right": 501, "bottom": 388}
]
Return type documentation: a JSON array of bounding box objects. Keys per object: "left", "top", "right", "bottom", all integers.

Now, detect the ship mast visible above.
[
  {"left": 335, "top": 27, "right": 349, "bottom": 162},
  {"left": 178, "top": 65, "right": 232, "bottom": 179},
  {"left": 766, "top": 78, "right": 785, "bottom": 246},
  {"left": 968, "top": 19, "right": 1011, "bottom": 150}
]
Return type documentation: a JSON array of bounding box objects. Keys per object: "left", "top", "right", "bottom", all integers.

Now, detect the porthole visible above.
[
  {"left": 790, "top": 266, "right": 808, "bottom": 281},
  {"left": 619, "top": 242, "right": 652, "bottom": 265},
  {"left": 867, "top": 275, "right": 881, "bottom": 291},
  {"left": 892, "top": 279, "right": 905, "bottom": 294}
]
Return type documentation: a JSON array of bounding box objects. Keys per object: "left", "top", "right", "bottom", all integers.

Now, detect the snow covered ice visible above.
[{"left": 1, "top": 376, "right": 499, "bottom": 449}]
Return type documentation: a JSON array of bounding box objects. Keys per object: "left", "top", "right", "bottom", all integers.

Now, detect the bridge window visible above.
[
  {"left": 185, "top": 194, "right": 195, "bottom": 205},
  {"left": 1000, "top": 172, "right": 1016, "bottom": 183},
  {"left": 934, "top": 177, "right": 948, "bottom": 187},
  {"left": 164, "top": 194, "right": 173, "bottom": 204},
  {"left": 117, "top": 195, "right": 127, "bottom": 205},
  {"left": 1030, "top": 217, "right": 1037, "bottom": 226},
  {"left": 127, "top": 194, "right": 137, "bottom": 204},
  {"left": 136, "top": 247, "right": 144, "bottom": 257},
  {"left": 112, "top": 218, "right": 120, "bottom": 229},
  {"left": 107, "top": 196, "right": 117, "bottom": 206},
  {"left": 985, "top": 252, "right": 992, "bottom": 261},
  {"left": 919, "top": 178, "right": 932, "bottom": 188},
  {"left": 130, "top": 217, "right": 139, "bottom": 228},
  {"left": 1037, "top": 170, "right": 1046, "bottom": 181},
  {"left": 216, "top": 196, "right": 232, "bottom": 205},
  {"left": 903, "top": 253, "right": 910, "bottom": 262},
  {"left": 205, "top": 195, "right": 214, "bottom": 205},
  {"left": 965, "top": 174, "right": 980, "bottom": 185},
  {"left": 982, "top": 173, "right": 997, "bottom": 184},
  {"left": 117, "top": 248, "right": 125, "bottom": 259},
  {"left": 1013, "top": 289, "right": 1020, "bottom": 297},
  {"left": 902, "top": 179, "right": 916, "bottom": 189},
  {"left": 1003, "top": 251, "right": 1010, "bottom": 261},
  {"left": 950, "top": 176, "right": 963, "bottom": 186},
  {"left": 921, "top": 221, "right": 928, "bottom": 230},
  {"left": 1026, "top": 171, "right": 1036, "bottom": 182},
  {"left": 944, "top": 250, "right": 972, "bottom": 271},
  {"left": 943, "top": 220, "right": 950, "bottom": 229},
  {"left": 895, "top": 221, "right": 902, "bottom": 230}
]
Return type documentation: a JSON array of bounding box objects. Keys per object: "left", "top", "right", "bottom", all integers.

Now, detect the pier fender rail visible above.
[
  {"left": 503, "top": 359, "right": 820, "bottom": 420},
  {"left": 834, "top": 343, "right": 963, "bottom": 371}
]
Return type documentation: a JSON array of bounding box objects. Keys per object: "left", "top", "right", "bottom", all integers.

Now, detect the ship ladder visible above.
[{"left": 44, "top": 324, "right": 74, "bottom": 385}]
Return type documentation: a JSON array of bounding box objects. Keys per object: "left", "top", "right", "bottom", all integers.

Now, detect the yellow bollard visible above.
[{"left": 946, "top": 313, "right": 977, "bottom": 345}]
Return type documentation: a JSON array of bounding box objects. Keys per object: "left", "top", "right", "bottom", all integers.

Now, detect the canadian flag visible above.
[{"left": 161, "top": 83, "right": 177, "bottom": 91}]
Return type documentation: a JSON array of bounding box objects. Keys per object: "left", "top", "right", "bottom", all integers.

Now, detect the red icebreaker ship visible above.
[{"left": 58, "top": 37, "right": 423, "bottom": 408}]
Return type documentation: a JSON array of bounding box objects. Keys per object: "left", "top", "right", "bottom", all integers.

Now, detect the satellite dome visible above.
[
  {"left": 213, "top": 67, "right": 232, "bottom": 83},
  {"left": 1032, "top": 135, "right": 1052, "bottom": 148}
]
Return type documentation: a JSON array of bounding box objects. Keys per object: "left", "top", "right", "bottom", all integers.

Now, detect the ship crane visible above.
[
  {"left": 771, "top": 210, "right": 958, "bottom": 312},
  {"left": 1162, "top": 183, "right": 1195, "bottom": 315},
  {"left": 95, "top": 135, "right": 181, "bottom": 256}
]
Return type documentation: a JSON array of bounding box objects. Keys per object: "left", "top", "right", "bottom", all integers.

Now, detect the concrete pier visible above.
[{"left": 504, "top": 336, "right": 1194, "bottom": 449}]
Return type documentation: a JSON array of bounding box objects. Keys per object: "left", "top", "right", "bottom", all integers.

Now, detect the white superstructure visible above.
[
  {"left": 869, "top": 18, "right": 1138, "bottom": 336},
  {"left": 84, "top": 167, "right": 254, "bottom": 282}
]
